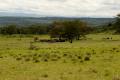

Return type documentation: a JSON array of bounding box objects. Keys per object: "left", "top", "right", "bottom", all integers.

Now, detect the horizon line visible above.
[{"left": 0, "top": 16, "right": 115, "bottom": 18}]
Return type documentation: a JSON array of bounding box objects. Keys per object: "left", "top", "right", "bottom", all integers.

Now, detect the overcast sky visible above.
[{"left": 0, "top": 0, "right": 120, "bottom": 17}]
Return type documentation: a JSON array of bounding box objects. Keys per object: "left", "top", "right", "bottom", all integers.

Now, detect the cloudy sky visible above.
[{"left": 0, "top": 0, "right": 120, "bottom": 17}]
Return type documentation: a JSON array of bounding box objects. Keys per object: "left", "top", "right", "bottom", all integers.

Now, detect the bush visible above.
[{"left": 84, "top": 56, "right": 90, "bottom": 61}]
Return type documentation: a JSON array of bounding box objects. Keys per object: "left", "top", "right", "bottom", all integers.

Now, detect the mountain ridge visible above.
[{"left": 0, "top": 17, "right": 115, "bottom": 27}]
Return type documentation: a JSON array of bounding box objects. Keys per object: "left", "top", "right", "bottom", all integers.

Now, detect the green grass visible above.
[{"left": 0, "top": 34, "right": 120, "bottom": 80}]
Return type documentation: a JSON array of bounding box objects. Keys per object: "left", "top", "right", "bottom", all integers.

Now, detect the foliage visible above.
[
  {"left": 114, "top": 14, "right": 120, "bottom": 33},
  {"left": 0, "top": 24, "right": 17, "bottom": 35},
  {"left": 50, "top": 20, "right": 91, "bottom": 43},
  {"left": 0, "top": 24, "right": 49, "bottom": 35}
]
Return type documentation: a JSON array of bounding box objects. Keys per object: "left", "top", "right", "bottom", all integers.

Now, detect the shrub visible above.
[
  {"left": 25, "top": 58, "right": 30, "bottom": 62},
  {"left": 34, "top": 60, "right": 40, "bottom": 63},
  {"left": 16, "top": 57, "right": 22, "bottom": 61},
  {"left": 78, "top": 56, "right": 82, "bottom": 59},
  {"left": 0, "top": 56, "right": 3, "bottom": 58},
  {"left": 42, "top": 74, "right": 48, "bottom": 78},
  {"left": 84, "top": 56, "right": 90, "bottom": 61},
  {"left": 43, "top": 59, "right": 48, "bottom": 62}
]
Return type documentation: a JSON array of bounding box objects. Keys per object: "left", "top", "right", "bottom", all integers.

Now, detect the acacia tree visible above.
[
  {"left": 50, "top": 20, "right": 89, "bottom": 43},
  {"left": 49, "top": 21, "right": 65, "bottom": 40}
]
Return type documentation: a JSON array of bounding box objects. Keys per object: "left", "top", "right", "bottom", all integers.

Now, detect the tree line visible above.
[
  {"left": 0, "top": 20, "right": 92, "bottom": 43},
  {"left": 0, "top": 14, "right": 120, "bottom": 43},
  {"left": 0, "top": 24, "right": 49, "bottom": 35}
]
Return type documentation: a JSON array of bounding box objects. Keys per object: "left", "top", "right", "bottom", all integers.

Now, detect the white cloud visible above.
[{"left": 0, "top": 0, "right": 120, "bottom": 17}]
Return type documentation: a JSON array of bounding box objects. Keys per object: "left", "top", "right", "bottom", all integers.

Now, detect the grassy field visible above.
[{"left": 0, "top": 34, "right": 120, "bottom": 80}]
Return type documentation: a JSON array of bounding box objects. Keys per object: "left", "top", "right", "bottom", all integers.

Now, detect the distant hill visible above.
[{"left": 0, "top": 17, "right": 115, "bottom": 27}]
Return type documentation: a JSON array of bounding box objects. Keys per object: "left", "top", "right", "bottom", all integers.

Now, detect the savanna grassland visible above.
[{"left": 0, "top": 34, "right": 120, "bottom": 80}]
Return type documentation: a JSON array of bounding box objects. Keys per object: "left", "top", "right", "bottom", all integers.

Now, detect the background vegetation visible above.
[{"left": 0, "top": 14, "right": 120, "bottom": 80}]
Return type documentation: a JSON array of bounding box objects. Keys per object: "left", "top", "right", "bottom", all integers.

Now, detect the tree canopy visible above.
[{"left": 50, "top": 20, "right": 91, "bottom": 43}]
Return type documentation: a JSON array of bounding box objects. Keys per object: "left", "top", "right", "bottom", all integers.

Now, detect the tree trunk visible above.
[
  {"left": 69, "top": 39, "right": 73, "bottom": 43},
  {"left": 76, "top": 35, "right": 80, "bottom": 40}
]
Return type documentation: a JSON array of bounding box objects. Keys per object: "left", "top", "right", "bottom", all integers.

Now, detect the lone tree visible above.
[
  {"left": 50, "top": 20, "right": 90, "bottom": 43},
  {"left": 114, "top": 14, "right": 120, "bottom": 33}
]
